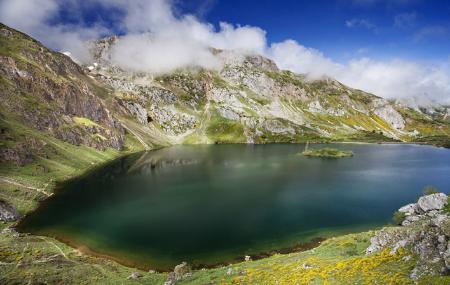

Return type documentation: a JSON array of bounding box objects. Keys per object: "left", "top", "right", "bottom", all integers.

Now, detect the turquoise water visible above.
[{"left": 18, "top": 144, "right": 450, "bottom": 270}]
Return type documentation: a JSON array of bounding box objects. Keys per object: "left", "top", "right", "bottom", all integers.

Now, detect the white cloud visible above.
[
  {"left": 0, "top": 0, "right": 109, "bottom": 62},
  {"left": 0, "top": 0, "right": 449, "bottom": 104},
  {"left": 269, "top": 40, "right": 450, "bottom": 104},
  {"left": 268, "top": 40, "right": 341, "bottom": 80}
]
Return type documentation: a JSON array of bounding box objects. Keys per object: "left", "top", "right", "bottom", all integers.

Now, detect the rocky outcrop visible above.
[
  {"left": 417, "top": 193, "right": 448, "bottom": 212},
  {"left": 371, "top": 99, "right": 405, "bottom": 130},
  {"left": 366, "top": 193, "right": 449, "bottom": 279},
  {"left": 164, "top": 262, "right": 191, "bottom": 285},
  {"left": 0, "top": 200, "right": 20, "bottom": 221},
  {"left": 0, "top": 24, "right": 124, "bottom": 156}
]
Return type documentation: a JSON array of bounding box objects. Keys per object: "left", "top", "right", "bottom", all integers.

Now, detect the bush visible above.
[
  {"left": 422, "top": 185, "right": 438, "bottom": 196},
  {"left": 392, "top": 211, "right": 406, "bottom": 225}
]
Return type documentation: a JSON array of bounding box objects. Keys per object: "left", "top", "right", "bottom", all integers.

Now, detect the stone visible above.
[
  {"left": 127, "top": 272, "right": 142, "bottom": 280},
  {"left": 398, "top": 203, "right": 420, "bottom": 216},
  {"left": 417, "top": 193, "right": 448, "bottom": 212},
  {"left": 174, "top": 262, "right": 190, "bottom": 280},
  {"left": 244, "top": 255, "right": 252, "bottom": 261},
  {"left": 0, "top": 200, "right": 20, "bottom": 222},
  {"left": 431, "top": 214, "right": 448, "bottom": 227},
  {"left": 164, "top": 272, "right": 176, "bottom": 285},
  {"left": 402, "top": 215, "right": 420, "bottom": 226}
]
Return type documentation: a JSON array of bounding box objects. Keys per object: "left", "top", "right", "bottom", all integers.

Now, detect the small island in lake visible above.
[{"left": 302, "top": 147, "right": 354, "bottom": 158}]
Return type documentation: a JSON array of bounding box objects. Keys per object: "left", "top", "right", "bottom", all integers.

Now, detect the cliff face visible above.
[{"left": 0, "top": 24, "right": 125, "bottom": 165}]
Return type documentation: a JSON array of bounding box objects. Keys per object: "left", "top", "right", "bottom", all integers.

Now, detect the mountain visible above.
[
  {"left": 86, "top": 35, "right": 449, "bottom": 147},
  {"left": 1, "top": 23, "right": 449, "bottom": 169},
  {"left": 1, "top": 23, "right": 449, "bottom": 284}
]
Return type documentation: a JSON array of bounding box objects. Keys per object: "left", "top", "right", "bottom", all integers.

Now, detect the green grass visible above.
[
  {"left": 205, "top": 111, "right": 246, "bottom": 143},
  {"left": 412, "top": 135, "right": 450, "bottom": 148},
  {"left": 178, "top": 231, "right": 417, "bottom": 285},
  {"left": 392, "top": 211, "right": 406, "bottom": 225},
  {"left": 73, "top": 117, "right": 100, "bottom": 127},
  {"left": 344, "top": 130, "right": 400, "bottom": 143},
  {"left": 302, "top": 147, "right": 354, "bottom": 158}
]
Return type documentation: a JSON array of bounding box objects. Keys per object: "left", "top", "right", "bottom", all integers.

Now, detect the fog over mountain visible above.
[{"left": 0, "top": 0, "right": 449, "bottom": 104}]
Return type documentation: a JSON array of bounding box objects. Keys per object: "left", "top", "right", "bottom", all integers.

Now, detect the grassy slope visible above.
[{"left": 3, "top": 226, "right": 449, "bottom": 284}]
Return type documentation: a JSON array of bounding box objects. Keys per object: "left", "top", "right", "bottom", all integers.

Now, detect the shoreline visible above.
[
  {"left": 15, "top": 229, "right": 328, "bottom": 272},
  {"left": 8, "top": 141, "right": 449, "bottom": 273}
]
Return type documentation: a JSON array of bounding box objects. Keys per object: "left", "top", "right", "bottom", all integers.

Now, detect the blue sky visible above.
[
  {"left": 184, "top": 0, "right": 450, "bottom": 63},
  {"left": 34, "top": 0, "right": 450, "bottom": 63},
  {"left": 0, "top": 0, "right": 449, "bottom": 103}
]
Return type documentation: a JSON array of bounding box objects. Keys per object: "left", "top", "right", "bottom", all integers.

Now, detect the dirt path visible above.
[{"left": 0, "top": 177, "right": 50, "bottom": 197}]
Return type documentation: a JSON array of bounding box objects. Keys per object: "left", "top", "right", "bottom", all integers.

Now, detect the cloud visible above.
[
  {"left": 394, "top": 12, "right": 417, "bottom": 28},
  {"left": 0, "top": 0, "right": 449, "bottom": 104},
  {"left": 268, "top": 40, "right": 341, "bottom": 80},
  {"left": 270, "top": 40, "right": 450, "bottom": 104},
  {"left": 345, "top": 18, "right": 378, "bottom": 32},
  {"left": 414, "top": 25, "right": 449, "bottom": 42},
  {"left": 0, "top": 0, "right": 109, "bottom": 62}
]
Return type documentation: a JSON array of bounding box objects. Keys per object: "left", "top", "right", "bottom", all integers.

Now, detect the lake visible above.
[{"left": 18, "top": 143, "right": 450, "bottom": 271}]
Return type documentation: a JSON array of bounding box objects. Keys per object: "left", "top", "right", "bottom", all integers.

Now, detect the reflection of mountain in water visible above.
[{"left": 128, "top": 148, "right": 200, "bottom": 176}]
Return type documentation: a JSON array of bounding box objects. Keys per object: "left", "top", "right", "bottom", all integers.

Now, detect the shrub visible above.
[
  {"left": 422, "top": 185, "right": 438, "bottom": 196},
  {"left": 392, "top": 211, "right": 406, "bottom": 225}
]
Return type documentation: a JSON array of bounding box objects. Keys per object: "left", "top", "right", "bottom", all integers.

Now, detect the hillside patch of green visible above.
[{"left": 205, "top": 112, "right": 246, "bottom": 144}]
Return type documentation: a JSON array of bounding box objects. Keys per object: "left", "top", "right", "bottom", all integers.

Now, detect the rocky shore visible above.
[{"left": 367, "top": 192, "right": 449, "bottom": 279}]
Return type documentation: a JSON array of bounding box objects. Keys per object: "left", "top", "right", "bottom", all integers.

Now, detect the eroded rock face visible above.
[
  {"left": 0, "top": 200, "right": 20, "bottom": 221},
  {"left": 366, "top": 193, "right": 450, "bottom": 279},
  {"left": 371, "top": 99, "right": 405, "bottom": 130}
]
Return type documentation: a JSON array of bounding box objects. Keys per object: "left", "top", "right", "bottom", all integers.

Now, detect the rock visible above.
[
  {"left": 444, "top": 242, "right": 450, "bottom": 270},
  {"left": 148, "top": 269, "right": 156, "bottom": 274},
  {"left": 173, "top": 262, "right": 190, "bottom": 280},
  {"left": 398, "top": 203, "right": 420, "bottom": 216},
  {"left": 417, "top": 193, "right": 448, "bottom": 212},
  {"left": 372, "top": 99, "right": 405, "bottom": 130},
  {"left": 164, "top": 272, "right": 176, "bottom": 285},
  {"left": 244, "top": 255, "right": 252, "bottom": 261},
  {"left": 127, "top": 272, "right": 142, "bottom": 280},
  {"left": 0, "top": 200, "right": 20, "bottom": 222},
  {"left": 431, "top": 214, "right": 448, "bottom": 227},
  {"left": 402, "top": 215, "right": 420, "bottom": 226}
]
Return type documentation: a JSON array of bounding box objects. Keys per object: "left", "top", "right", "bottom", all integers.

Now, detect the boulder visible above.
[
  {"left": 174, "top": 262, "right": 190, "bottom": 280},
  {"left": 126, "top": 272, "right": 142, "bottom": 280},
  {"left": 418, "top": 193, "right": 448, "bottom": 212},
  {"left": 0, "top": 200, "right": 20, "bottom": 222},
  {"left": 398, "top": 203, "right": 420, "bottom": 216}
]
